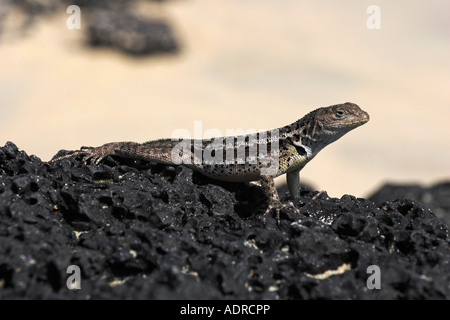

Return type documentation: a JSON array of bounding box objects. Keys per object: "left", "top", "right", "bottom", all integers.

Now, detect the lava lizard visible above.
[{"left": 52, "top": 102, "right": 369, "bottom": 223}]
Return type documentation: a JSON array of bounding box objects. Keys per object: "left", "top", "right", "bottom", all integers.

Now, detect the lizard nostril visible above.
[{"left": 357, "top": 110, "right": 369, "bottom": 121}]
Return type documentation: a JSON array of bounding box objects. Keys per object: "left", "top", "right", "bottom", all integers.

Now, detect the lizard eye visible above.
[{"left": 334, "top": 109, "right": 345, "bottom": 118}]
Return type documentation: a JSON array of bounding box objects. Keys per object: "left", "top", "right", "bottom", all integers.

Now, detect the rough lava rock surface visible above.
[
  {"left": 369, "top": 182, "right": 450, "bottom": 229},
  {"left": 0, "top": 142, "right": 449, "bottom": 299}
]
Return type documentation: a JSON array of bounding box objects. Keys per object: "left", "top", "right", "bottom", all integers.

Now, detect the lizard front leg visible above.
[{"left": 286, "top": 168, "right": 302, "bottom": 200}]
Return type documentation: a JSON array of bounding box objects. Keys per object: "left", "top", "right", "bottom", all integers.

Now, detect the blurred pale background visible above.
[{"left": 1, "top": 0, "right": 449, "bottom": 198}]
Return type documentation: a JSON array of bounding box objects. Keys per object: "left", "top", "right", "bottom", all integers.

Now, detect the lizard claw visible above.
[
  {"left": 51, "top": 144, "right": 115, "bottom": 165},
  {"left": 79, "top": 149, "right": 110, "bottom": 165},
  {"left": 264, "top": 200, "right": 300, "bottom": 226},
  {"left": 51, "top": 150, "right": 89, "bottom": 163}
]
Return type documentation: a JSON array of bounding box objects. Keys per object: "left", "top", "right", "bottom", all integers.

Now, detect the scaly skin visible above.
[{"left": 52, "top": 102, "right": 370, "bottom": 224}]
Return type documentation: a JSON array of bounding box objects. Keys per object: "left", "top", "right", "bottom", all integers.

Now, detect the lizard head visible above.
[
  {"left": 318, "top": 102, "right": 370, "bottom": 130},
  {"left": 303, "top": 102, "right": 369, "bottom": 148}
]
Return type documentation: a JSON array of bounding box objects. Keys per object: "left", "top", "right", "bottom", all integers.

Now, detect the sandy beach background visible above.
[{"left": 0, "top": 0, "right": 449, "bottom": 198}]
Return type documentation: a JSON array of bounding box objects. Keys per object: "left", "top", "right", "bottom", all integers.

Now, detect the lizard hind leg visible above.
[
  {"left": 51, "top": 143, "right": 117, "bottom": 164},
  {"left": 259, "top": 175, "right": 300, "bottom": 226},
  {"left": 78, "top": 143, "right": 120, "bottom": 164},
  {"left": 51, "top": 150, "right": 88, "bottom": 162}
]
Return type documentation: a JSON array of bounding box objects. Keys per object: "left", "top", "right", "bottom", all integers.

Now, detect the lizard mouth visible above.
[
  {"left": 328, "top": 117, "right": 369, "bottom": 128},
  {"left": 332, "top": 111, "right": 370, "bottom": 128},
  {"left": 359, "top": 111, "right": 370, "bottom": 123}
]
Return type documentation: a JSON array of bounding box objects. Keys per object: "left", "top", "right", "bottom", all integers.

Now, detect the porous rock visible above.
[{"left": 0, "top": 141, "right": 449, "bottom": 299}]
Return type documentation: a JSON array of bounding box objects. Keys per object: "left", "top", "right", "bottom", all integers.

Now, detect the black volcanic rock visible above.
[
  {"left": 0, "top": 141, "right": 449, "bottom": 299},
  {"left": 87, "top": 9, "right": 179, "bottom": 56},
  {"left": 369, "top": 182, "right": 450, "bottom": 228},
  {"left": 1, "top": 0, "right": 179, "bottom": 56}
]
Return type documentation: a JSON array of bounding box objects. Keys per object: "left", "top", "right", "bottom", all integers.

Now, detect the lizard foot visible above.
[
  {"left": 51, "top": 143, "right": 116, "bottom": 165},
  {"left": 264, "top": 200, "right": 300, "bottom": 226}
]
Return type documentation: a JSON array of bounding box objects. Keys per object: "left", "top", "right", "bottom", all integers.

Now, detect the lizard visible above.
[{"left": 51, "top": 102, "right": 369, "bottom": 223}]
